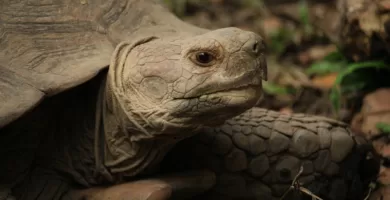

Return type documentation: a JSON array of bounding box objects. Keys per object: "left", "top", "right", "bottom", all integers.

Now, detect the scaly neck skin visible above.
[
  {"left": 94, "top": 81, "right": 199, "bottom": 184},
  {"left": 91, "top": 1, "right": 208, "bottom": 183}
]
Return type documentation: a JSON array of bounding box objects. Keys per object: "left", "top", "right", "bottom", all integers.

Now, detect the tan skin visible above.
[
  {"left": 70, "top": 30, "right": 265, "bottom": 200},
  {"left": 1, "top": 29, "right": 265, "bottom": 200},
  {"left": 0, "top": 1, "right": 367, "bottom": 200}
]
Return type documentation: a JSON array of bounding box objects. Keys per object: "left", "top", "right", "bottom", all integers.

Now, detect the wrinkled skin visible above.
[
  {"left": 0, "top": 26, "right": 267, "bottom": 200},
  {"left": 102, "top": 27, "right": 266, "bottom": 179},
  {"left": 107, "top": 28, "right": 266, "bottom": 133},
  {"left": 0, "top": 1, "right": 371, "bottom": 200}
]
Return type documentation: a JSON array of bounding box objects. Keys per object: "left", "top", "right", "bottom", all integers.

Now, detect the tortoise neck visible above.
[{"left": 94, "top": 79, "right": 196, "bottom": 183}]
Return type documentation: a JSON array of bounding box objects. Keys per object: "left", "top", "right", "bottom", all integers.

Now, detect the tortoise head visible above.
[{"left": 106, "top": 27, "right": 267, "bottom": 135}]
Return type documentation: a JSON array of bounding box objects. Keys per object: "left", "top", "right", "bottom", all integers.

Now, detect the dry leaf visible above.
[
  {"left": 351, "top": 88, "right": 390, "bottom": 139},
  {"left": 311, "top": 73, "right": 338, "bottom": 90}
]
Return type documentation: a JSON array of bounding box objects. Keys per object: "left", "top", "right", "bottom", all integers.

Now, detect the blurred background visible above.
[{"left": 161, "top": 0, "right": 390, "bottom": 137}]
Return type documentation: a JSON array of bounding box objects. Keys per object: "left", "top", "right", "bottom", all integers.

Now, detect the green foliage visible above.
[
  {"left": 307, "top": 50, "right": 390, "bottom": 113},
  {"left": 263, "top": 81, "right": 295, "bottom": 95},
  {"left": 268, "top": 0, "right": 313, "bottom": 54},
  {"left": 306, "top": 51, "right": 346, "bottom": 75},
  {"left": 298, "top": 0, "right": 312, "bottom": 35},
  {"left": 330, "top": 60, "right": 389, "bottom": 112},
  {"left": 376, "top": 122, "right": 390, "bottom": 133},
  {"left": 269, "top": 28, "right": 294, "bottom": 54}
]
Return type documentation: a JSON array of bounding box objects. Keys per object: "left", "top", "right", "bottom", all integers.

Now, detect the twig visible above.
[
  {"left": 363, "top": 187, "right": 372, "bottom": 200},
  {"left": 364, "top": 181, "right": 377, "bottom": 200},
  {"left": 280, "top": 166, "right": 323, "bottom": 200},
  {"left": 280, "top": 166, "right": 304, "bottom": 199}
]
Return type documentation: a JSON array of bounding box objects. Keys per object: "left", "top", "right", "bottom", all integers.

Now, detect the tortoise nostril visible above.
[
  {"left": 243, "top": 37, "right": 263, "bottom": 57},
  {"left": 252, "top": 41, "right": 259, "bottom": 54}
]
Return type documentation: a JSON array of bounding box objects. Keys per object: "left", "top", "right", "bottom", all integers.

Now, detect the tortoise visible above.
[{"left": 0, "top": 0, "right": 373, "bottom": 200}]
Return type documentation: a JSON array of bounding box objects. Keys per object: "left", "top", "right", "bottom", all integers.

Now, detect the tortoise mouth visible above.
[
  {"left": 174, "top": 71, "right": 263, "bottom": 100},
  {"left": 179, "top": 84, "right": 261, "bottom": 100}
]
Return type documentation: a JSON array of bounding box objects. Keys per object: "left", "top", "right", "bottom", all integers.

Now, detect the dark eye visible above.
[{"left": 195, "top": 52, "right": 215, "bottom": 65}]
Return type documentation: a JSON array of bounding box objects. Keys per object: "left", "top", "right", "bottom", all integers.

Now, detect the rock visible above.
[{"left": 351, "top": 88, "right": 390, "bottom": 139}]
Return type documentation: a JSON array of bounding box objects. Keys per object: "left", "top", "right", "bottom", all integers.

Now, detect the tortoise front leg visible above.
[
  {"left": 67, "top": 170, "right": 216, "bottom": 200},
  {"left": 163, "top": 107, "right": 374, "bottom": 200}
]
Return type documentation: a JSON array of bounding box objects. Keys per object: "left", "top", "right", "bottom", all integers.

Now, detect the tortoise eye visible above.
[{"left": 193, "top": 52, "right": 215, "bottom": 66}]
